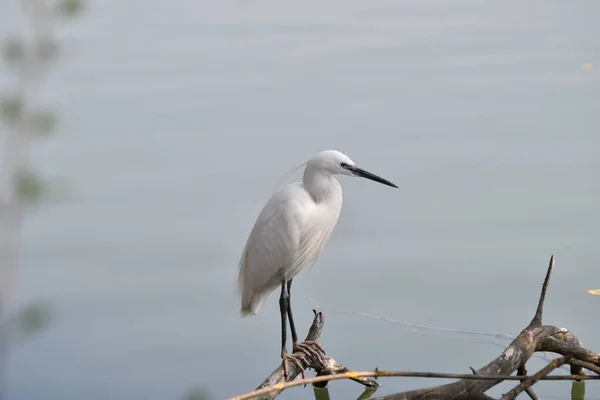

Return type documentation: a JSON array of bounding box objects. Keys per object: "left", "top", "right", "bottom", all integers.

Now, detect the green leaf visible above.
[
  {"left": 2, "top": 37, "right": 25, "bottom": 65},
  {"left": 56, "top": 0, "right": 85, "bottom": 18},
  {"left": 31, "top": 110, "right": 59, "bottom": 136},
  {"left": 1, "top": 95, "right": 23, "bottom": 124}
]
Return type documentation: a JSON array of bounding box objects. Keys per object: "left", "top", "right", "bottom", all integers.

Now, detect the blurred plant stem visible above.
[
  {"left": 572, "top": 380, "right": 585, "bottom": 400},
  {"left": 313, "top": 386, "right": 332, "bottom": 400},
  {"left": 0, "top": 1, "right": 84, "bottom": 398},
  {"left": 182, "top": 388, "right": 213, "bottom": 400}
]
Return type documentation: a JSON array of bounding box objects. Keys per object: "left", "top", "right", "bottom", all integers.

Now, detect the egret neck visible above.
[{"left": 302, "top": 163, "right": 342, "bottom": 204}]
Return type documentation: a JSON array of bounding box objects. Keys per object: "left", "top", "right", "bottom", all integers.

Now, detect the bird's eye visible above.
[{"left": 340, "top": 162, "right": 348, "bottom": 168}]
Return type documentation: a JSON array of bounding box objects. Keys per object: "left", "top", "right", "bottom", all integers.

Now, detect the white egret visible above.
[{"left": 237, "top": 150, "right": 397, "bottom": 375}]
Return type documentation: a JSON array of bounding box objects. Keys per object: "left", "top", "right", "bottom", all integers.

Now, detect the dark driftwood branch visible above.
[
  {"left": 231, "top": 256, "right": 600, "bottom": 400},
  {"left": 571, "top": 359, "right": 600, "bottom": 376}
]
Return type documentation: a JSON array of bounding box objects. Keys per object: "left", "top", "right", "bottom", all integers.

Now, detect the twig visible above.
[
  {"left": 531, "top": 255, "right": 554, "bottom": 325},
  {"left": 229, "top": 369, "right": 597, "bottom": 400},
  {"left": 502, "top": 357, "right": 570, "bottom": 400},
  {"left": 517, "top": 365, "right": 539, "bottom": 400}
]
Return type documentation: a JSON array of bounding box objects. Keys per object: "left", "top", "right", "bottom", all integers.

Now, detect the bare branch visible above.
[
  {"left": 502, "top": 357, "right": 570, "bottom": 400},
  {"left": 516, "top": 365, "right": 539, "bottom": 400}
]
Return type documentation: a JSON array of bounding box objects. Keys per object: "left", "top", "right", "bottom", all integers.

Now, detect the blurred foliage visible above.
[
  {"left": 30, "top": 108, "right": 59, "bottom": 137},
  {"left": 0, "top": 95, "right": 23, "bottom": 125},
  {"left": 55, "top": 0, "right": 86, "bottom": 19},
  {"left": 0, "top": 1, "right": 84, "bottom": 398},
  {"left": 15, "top": 169, "right": 44, "bottom": 205},
  {"left": 15, "top": 302, "right": 53, "bottom": 338},
  {"left": 1, "top": 0, "right": 85, "bottom": 212},
  {"left": 2, "top": 37, "right": 25, "bottom": 67},
  {"left": 13, "top": 169, "right": 69, "bottom": 206},
  {"left": 0, "top": 301, "right": 53, "bottom": 343}
]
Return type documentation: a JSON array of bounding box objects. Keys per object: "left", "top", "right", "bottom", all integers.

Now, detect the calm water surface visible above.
[{"left": 2, "top": 1, "right": 599, "bottom": 399}]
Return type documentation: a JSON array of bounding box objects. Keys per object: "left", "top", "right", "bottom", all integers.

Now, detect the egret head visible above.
[{"left": 308, "top": 150, "right": 398, "bottom": 188}]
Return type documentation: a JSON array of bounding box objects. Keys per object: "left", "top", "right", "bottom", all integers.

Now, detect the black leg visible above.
[
  {"left": 279, "top": 279, "right": 308, "bottom": 378},
  {"left": 278, "top": 280, "right": 288, "bottom": 358},
  {"left": 286, "top": 279, "right": 299, "bottom": 344}
]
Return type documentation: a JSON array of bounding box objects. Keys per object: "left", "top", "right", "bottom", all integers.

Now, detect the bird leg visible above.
[
  {"left": 286, "top": 280, "right": 325, "bottom": 366},
  {"left": 279, "top": 280, "right": 309, "bottom": 379},
  {"left": 286, "top": 279, "right": 300, "bottom": 344}
]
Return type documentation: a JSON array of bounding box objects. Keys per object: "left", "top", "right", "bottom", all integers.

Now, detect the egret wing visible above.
[
  {"left": 238, "top": 197, "right": 305, "bottom": 305},
  {"left": 286, "top": 221, "right": 335, "bottom": 279}
]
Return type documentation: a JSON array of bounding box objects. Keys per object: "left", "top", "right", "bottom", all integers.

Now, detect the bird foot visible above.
[
  {"left": 281, "top": 349, "right": 310, "bottom": 380},
  {"left": 296, "top": 340, "right": 325, "bottom": 355},
  {"left": 280, "top": 341, "right": 326, "bottom": 379},
  {"left": 293, "top": 340, "right": 325, "bottom": 368}
]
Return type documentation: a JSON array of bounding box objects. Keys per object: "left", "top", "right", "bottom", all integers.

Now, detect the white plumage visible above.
[{"left": 237, "top": 149, "right": 397, "bottom": 316}]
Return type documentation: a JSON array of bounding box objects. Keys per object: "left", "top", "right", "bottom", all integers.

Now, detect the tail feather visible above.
[
  {"left": 239, "top": 307, "right": 255, "bottom": 317},
  {"left": 240, "top": 290, "right": 266, "bottom": 317}
]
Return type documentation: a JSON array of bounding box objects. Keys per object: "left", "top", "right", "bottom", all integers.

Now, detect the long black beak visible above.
[{"left": 352, "top": 167, "right": 398, "bottom": 188}]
